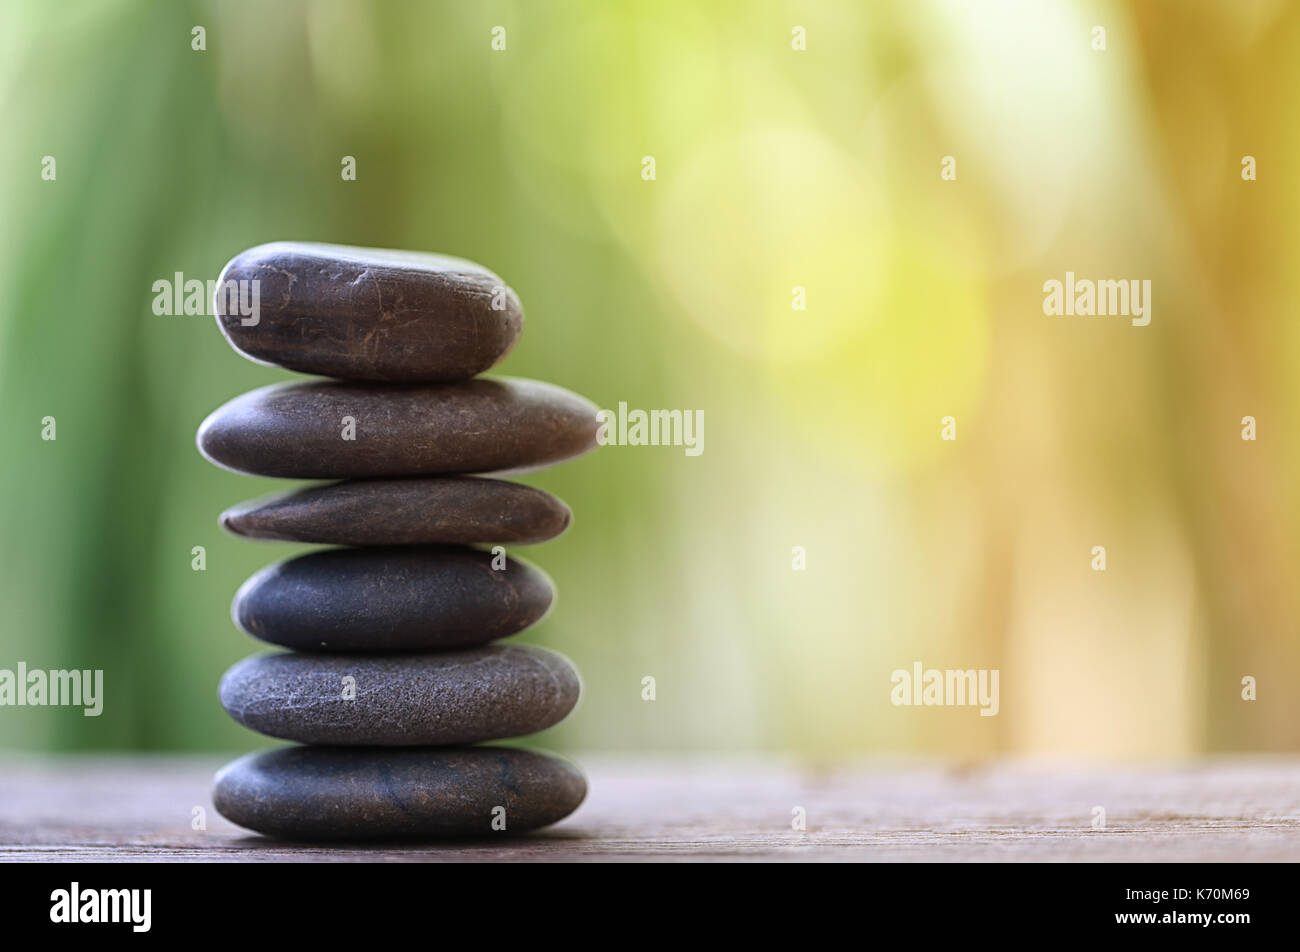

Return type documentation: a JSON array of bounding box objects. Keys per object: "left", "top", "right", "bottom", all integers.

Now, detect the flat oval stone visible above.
[
  {"left": 221, "top": 476, "right": 571, "bottom": 546},
  {"left": 232, "top": 546, "right": 554, "bottom": 651},
  {"left": 213, "top": 746, "right": 585, "bottom": 839},
  {"left": 214, "top": 242, "right": 523, "bottom": 382},
  {"left": 219, "top": 645, "right": 581, "bottom": 745},
  {"left": 196, "top": 377, "right": 599, "bottom": 478}
]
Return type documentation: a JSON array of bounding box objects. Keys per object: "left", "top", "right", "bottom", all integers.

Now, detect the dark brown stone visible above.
[
  {"left": 219, "top": 646, "right": 581, "bottom": 745},
  {"left": 212, "top": 745, "right": 586, "bottom": 839},
  {"left": 214, "top": 242, "right": 523, "bottom": 382},
  {"left": 232, "top": 545, "right": 554, "bottom": 651},
  {"left": 196, "top": 377, "right": 599, "bottom": 478},
  {"left": 221, "top": 476, "right": 571, "bottom": 546}
]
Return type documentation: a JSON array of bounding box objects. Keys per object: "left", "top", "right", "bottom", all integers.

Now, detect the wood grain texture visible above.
[{"left": 2, "top": 755, "right": 1298, "bottom": 862}]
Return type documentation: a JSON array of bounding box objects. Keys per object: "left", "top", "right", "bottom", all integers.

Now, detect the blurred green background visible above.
[{"left": 2, "top": 0, "right": 1297, "bottom": 758}]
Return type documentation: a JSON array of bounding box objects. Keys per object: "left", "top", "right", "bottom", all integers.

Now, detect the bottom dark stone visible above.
[{"left": 212, "top": 746, "right": 586, "bottom": 840}]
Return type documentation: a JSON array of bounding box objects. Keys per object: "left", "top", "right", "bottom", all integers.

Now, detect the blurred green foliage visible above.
[{"left": 3, "top": 0, "right": 1299, "bottom": 756}]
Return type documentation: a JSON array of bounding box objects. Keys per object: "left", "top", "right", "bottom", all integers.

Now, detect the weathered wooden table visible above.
[{"left": 2, "top": 755, "right": 1297, "bottom": 861}]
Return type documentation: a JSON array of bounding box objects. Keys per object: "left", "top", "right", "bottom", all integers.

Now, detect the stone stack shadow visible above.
[{"left": 196, "top": 243, "right": 596, "bottom": 839}]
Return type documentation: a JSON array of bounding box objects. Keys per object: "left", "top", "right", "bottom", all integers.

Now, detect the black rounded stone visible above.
[
  {"left": 214, "top": 242, "right": 524, "bottom": 383},
  {"left": 196, "top": 377, "right": 599, "bottom": 478},
  {"left": 221, "top": 476, "right": 571, "bottom": 546},
  {"left": 232, "top": 546, "right": 554, "bottom": 652},
  {"left": 213, "top": 745, "right": 586, "bottom": 839},
  {"left": 218, "top": 646, "right": 581, "bottom": 745}
]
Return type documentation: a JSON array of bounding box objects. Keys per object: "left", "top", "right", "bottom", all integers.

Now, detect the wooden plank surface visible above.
[{"left": 1, "top": 755, "right": 1298, "bottom": 862}]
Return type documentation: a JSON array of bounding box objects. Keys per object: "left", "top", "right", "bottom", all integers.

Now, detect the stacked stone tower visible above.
[{"left": 197, "top": 242, "right": 595, "bottom": 838}]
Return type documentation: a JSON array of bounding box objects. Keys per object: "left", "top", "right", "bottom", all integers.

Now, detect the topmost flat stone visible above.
[{"left": 214, "top": 242, "right": 523, "bottom": 382}]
